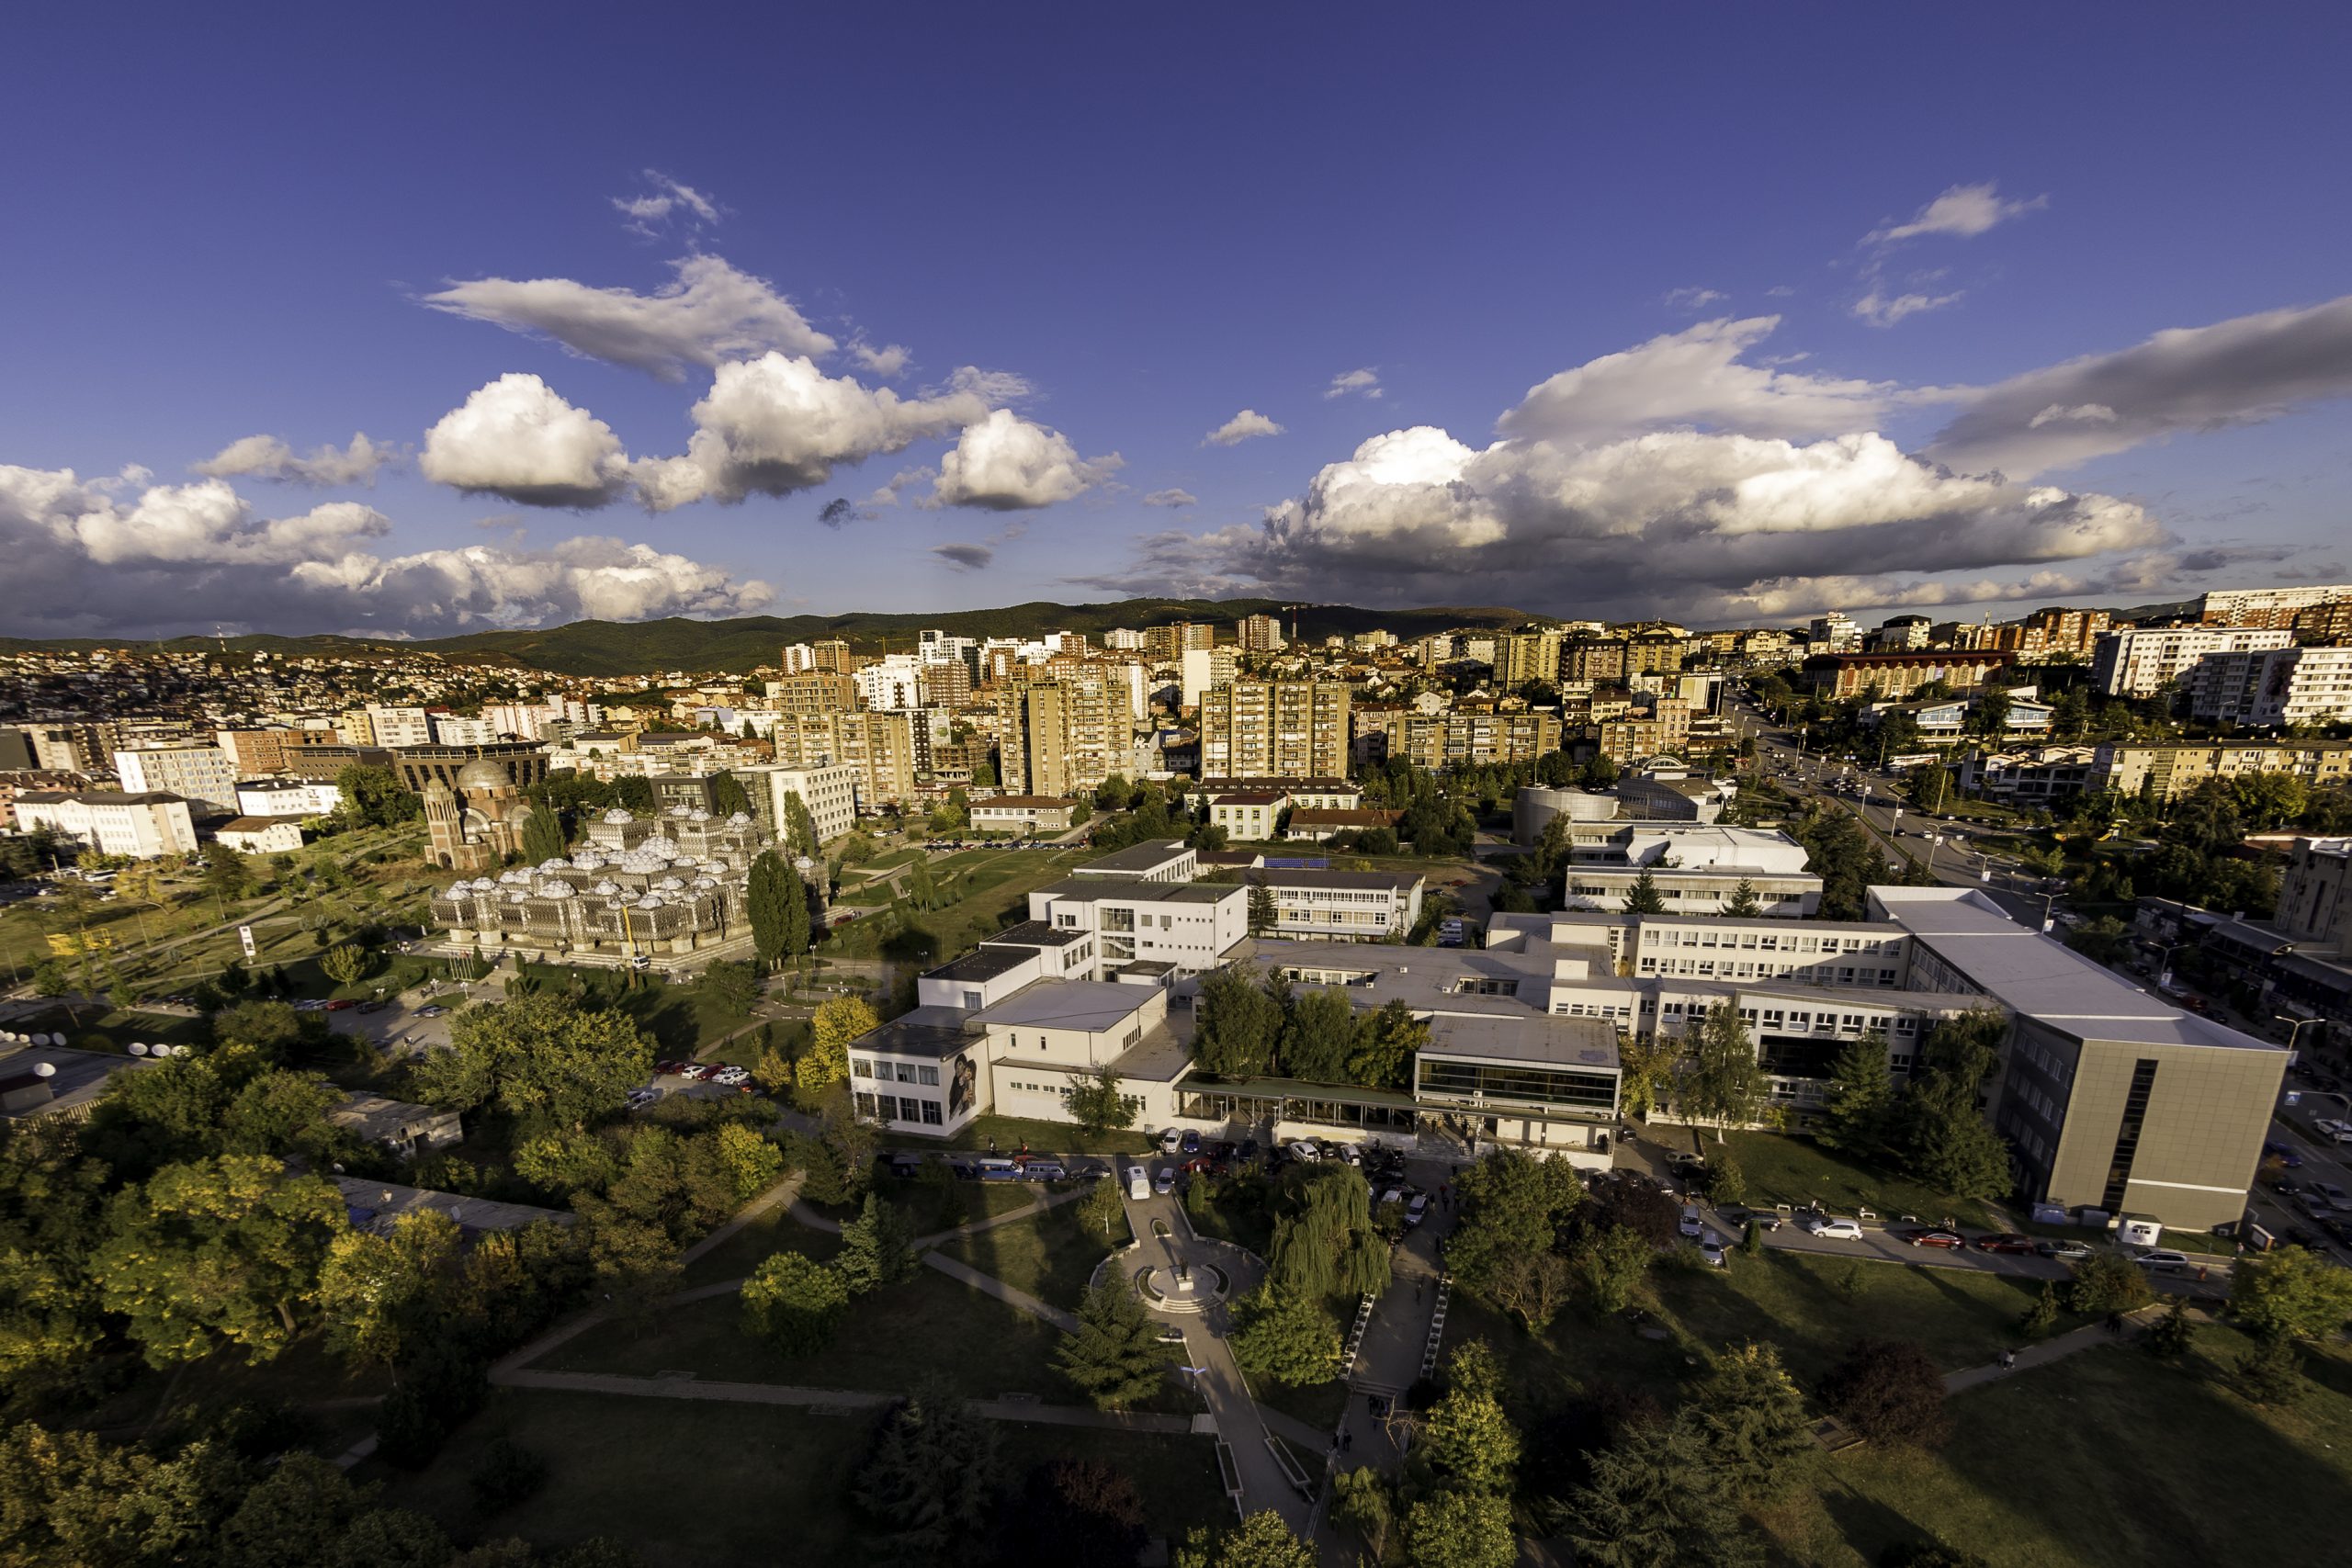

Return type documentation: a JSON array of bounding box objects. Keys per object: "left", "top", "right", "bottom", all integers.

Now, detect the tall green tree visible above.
[
  {"left": 1564, "top": 1411, "right": 1761, "bottom": 1568},
  {"left": 708, "top": 771, "right": 753, "bottom": 821},
  {"left": 696, "top": 958, "right": 762, "bottom": 1020},
  {"left": 1193, "top": 964, "right": 1283, "bottom": 1077},
  {"left": 1573, "top": 1223, "right": 1654, "bottom": 1315},
  {"left": 1723, "top": 877, "right": 1762, "bottom": 917},
  {"left": 413, "top": 992, "right": 651, "bottom": 1132},
  {"left": 1228, "top": 1284, "right": 1341, "bottom": 1386},
  {"left": 853, "top": 1385, "right": 1002, "bottom": 1567},
  {"left": 1689, "top": 1343, "right": 1813, "bottom": 1499},
  {"left": 1677, "top": 1001, "right": 1767, "bottom": 1144},
  {"left": 1246, "top": 874, "right": 1276, "bottom": 936},
  {"left": 1065, "top": 1069, "right": 1136, "bottom": 1135},
  {"left": 1056, "top": 1280, "right": 1169, "bottom": 1409},
  {"left": 519, "top": 803, "right": 568, "bottom": 865},
  {"left": 1620, "top": 868, "right": 1667, "bottom": 915},
  {"left": 318, "top": 942, "right": 372, "bottom": 987},
  {"left": 2231, "top": 1247, "right": 2352, "bottom": 1341},
  {"left": 335, "top": 763, "right": 421, "bottom": 827},
  {"left": 746, "top": 850, "right": 804, "bottom": 971},
  {"left": 782, "top": 791, "right": 820, "bottom": 858},
  {"left": 798, "top": 996, "right": 876, "bottom": 1096},
  {"left": 1405, "top": 1492, "right": 1515, "bottom": 1568},
  {"left": 741, "top": 1251, "right": 849, "bottom": 1355},
  {"left": 1449, "top": 1149, "right": 1584, "bottom": 1310},
  {"left": 1277, "top": 986, "right": 1357, "bottom": 1082},
  {"left": 90, "top": 1155, "right": 348, "bottom": 1365},
  {"left": 317, "top": 1209, "right": 462, "bottom": 1369},
  {"left": 1421, "top": 1344, "right": 1520, "bottom": 1494},
  {"left": 1892, "top": 1010, "right": 2012, "bottom": 1201},
  {"left": 1815, "top": 1030, "right": 1893, "bottom": 1156},
  {"left": 837, "top": 1194, "right": 916, "bottom": 1295},
  {"left": 1267, "top": 1164, "right": 1390, "bottom": 1298},
  {"left": 1175, "top": 1510, "right": 1317, "bottom": 1568},
  {"left": 1347, "top": 998, "right": 1426, "bottom": 1090}
]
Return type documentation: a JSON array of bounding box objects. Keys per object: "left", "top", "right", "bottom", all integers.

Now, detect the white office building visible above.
[
  {"left": 12, "top": 790, "right": 198, "bottom": 859},
  {"left": 2089, "top": 626, "right": 2292, "bottom": 699},
  {"left": 234, "top": 779, "right": 344, "bottom": 818},
  {"left": 1256, "top": 868, "right": 1425, "bottom": 942},
  {"left": 112, "top": 744, "right": 239, "bottom": 815},
  {"left": 2188, "top": 644, "right": 2352, "bottom": 729},
  {"left": 1557, "top": 824, "right": 1822, "bottom": 917}
]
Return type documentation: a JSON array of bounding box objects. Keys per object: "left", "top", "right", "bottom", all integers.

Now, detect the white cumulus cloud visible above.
[
  {"left": 1324, "top": 368, "right": 1382, "bottom": 400},
  {"left": 421, "top": 374, "right": 633, "bottom": 508},
  {"left": 424, "top": 254, "right": 835, "bottom": 380},
  {"left": 849, "top": 341, "right": 911, "bottom": 378},
  {"left": 1204, "top": 409, "right": 1285, "bottom": 446},
  {"left": 1864, "top": 182, "right": 2048, "bottom": 246},
  {"left": 1142, "top": 489, "right": 1197, "bottom": 508},
  {"left": 932, "top": 410, "right": 1120, "bottom": 512},
  {"left": 1851, "top": 287, "right": 1965, "bottom": 328},
  {"left": 195, "top": 433, "right": 397, "bottom": 487}
]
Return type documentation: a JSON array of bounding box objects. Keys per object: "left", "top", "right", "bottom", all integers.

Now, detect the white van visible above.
[{"left": 1125, "top": 1164, "right": 1149, "bottom": 1201}]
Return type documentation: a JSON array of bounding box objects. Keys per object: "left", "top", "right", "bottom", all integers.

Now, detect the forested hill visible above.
[{"left": 0, "top": 598, "right": 1533, "bottom": 677}]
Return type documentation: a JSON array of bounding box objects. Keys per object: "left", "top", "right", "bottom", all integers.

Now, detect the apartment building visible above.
[
  {"left": 993, "top": 671, "right": 1136, "bottom": 797},
  {"left": 769, "top": 671, "right": 860, "bottom": 716},
  {"left": 1178, "top": 647, "right": 1241, "bottom": 707},
  {"left": 1956, "top": 746, "right": 2100, "bottom": 803},
  {"left": 1561, "top": 637, "right": 1629, "bottom": 683},
  {"left": 1198, "top": 680, "right": 1351, "bottom": 780},
  {"left": 853, "top": 655, "right": 927, "bottom": 712},
  {"left": 1143, "top": 621, "right": 1216, "bottom": 660},
  {"left": 215, "top": 728, "right": 293, "bottom": 778},
  {"left": 1028, "top": 876, "right": 1250, "bottom": 975},
  {"left": 1207, "top": 791, "right": 1288, "bottom": 840},
  {"left": 112, "top": 743, "right": 239, "bottom": 815},
  {"left": 2089, "top": 626, "right": 2294, "bottom": 698},
  {"left": 969, "top": 795, "right": 1077, "bottom": 834},
  {"left": 1497, "top": 629, "right": 1564, "bottom": 687},
  {"left": 1804, "top": 651, "right": 2015, "bottom": 700},
  {"left": 364, "top": 705, "right": 435, "bottom": 748},
  {"left": 2199, "top": 584, "right": 2352, "bottom": 627},
  {"left": 733, "top": 762, "right": 859, "bottom": 844},
  {"left": 12, "top": 790, "right": 198, "bottom": 859},
  {"left": 1236, "top": 613, "right": 1286, "bottom": 653},
  {"left": 2187, "top": 644, "right": 2352, "bottom": 728},
  {"left": 1354, "top": 709, "right": 1562, "bottom": 770},
  {"left": 770, "top": 711, "right": 917, "bottom": 808},
  {"left": 2086, "top": 740, "right": 2352, "bottom": 801},
  {"left": 234, "top": 779, "right": 344, "bottom": 818}
]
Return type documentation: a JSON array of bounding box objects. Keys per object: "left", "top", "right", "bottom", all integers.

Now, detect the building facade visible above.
[
  {"left": 11, "top": 790, "right": 198, "bottom": 859},
  {"left": 2090, "top": 626, "right": 2295, "bottom": 699},
  {"left": 1198, "top": 681, "right": 1351, "bottom": 781}
]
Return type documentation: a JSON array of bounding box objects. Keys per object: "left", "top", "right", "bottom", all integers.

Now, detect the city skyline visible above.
[{"left": 5, "top": 5, "right": 2350, "bottom": 639}]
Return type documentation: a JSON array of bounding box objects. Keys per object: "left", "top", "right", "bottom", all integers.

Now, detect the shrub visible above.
[
  {"left": 469, "top": 1437, "right": 549, "bottom": 1515},
  {"left": 1821, "top": 1339, "right": 1950, "bottom": 1450}
]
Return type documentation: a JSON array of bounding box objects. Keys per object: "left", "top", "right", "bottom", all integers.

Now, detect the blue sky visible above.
[{"left": 4, "top": 3, "right": 2349, "bottom": 638}]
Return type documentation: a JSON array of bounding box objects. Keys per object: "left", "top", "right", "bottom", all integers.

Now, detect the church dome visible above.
[{"left": 456, "top": 758, "right": 512, "bottom": 792}]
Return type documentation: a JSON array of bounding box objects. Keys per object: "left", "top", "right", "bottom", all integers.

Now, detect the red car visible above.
[
  {"left": 1974, "top": 1233, "right": 2036, "bottom": 1254},
  {"left": 323, "top": 998, "right": 356, "bottom": 1010},
  {"left": 1896, "top": 1227, "right": 1965, "bottom": 1249},
  {"left": 653, "top": 1060, "right": 690, "bottom": 1077}
]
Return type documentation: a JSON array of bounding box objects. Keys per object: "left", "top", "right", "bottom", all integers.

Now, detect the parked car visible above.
[
  {"left": 2035, "top": 1237, "right": 2094, "bottom": 1259},
  {"left": 356, "top": 1000, "right": 389, "bottom": 1014},
  {"left": 1156, "top": 1324, "right": 1187, "bottom": 1345},
  {"left": 654, "top": 1060, "right": 690, "bottom": 1077},
  {"left": 2129, "top": 1247, "right": 2193, "bottom": 1273},
  {"left": 1238, "top": 1139, "right": 1261, "bottom": 1164},
  {"left": 2265, "top": 1141, "right": 2305, "bottom": 1168},
  {"left": 1284, "top": 1139, "right": 1321, "bottom": 1163},
  {"left": 1697, "top": 1232, "right": 1730, "bottom": 1268},
  {"left": 1678, "top": 1204, "right": 1704, "bottom": 1239},
  {"left": 1180, "top": 1130, "right": 1202, "bottom": 1156},
  {"left": 324, "top": 998, "right": 356, "bottom": 1011},
  {"left": 1804, "top": 1217, "right": 1865, "bottom": 1241},
  {"left": 625, "top": 1088, "right": 659, "bottom": 1110},
  {"left": 2314, "top": 1180, "right": 2352, "bottom": 1208},
  {"left": 1153, "top": 1167, "right": 1176, "bottom": 1196},
  {"left": 1125, "top": 1164, "right": 1149, "bottom": 1200},
  {"left": 1896, "top": 1228, "right": 1966, "bottom": 1250},
  {"left": 1405, "top": 1193, "right": 1430, "bottom": 1228},
  {"left": 1974, "top": 1233, "right": 2036, "bottom": 1254},
  {"left": 2314, "top": 1119, "right": 2346, "bottom": 1139},
  {"left": 1023, "top": 1161, "right": 1068, "bottom": 1181},
  {"left": 712, "top": 1066, "right": 751, "bottom": 1087},
  {"left": 1159, "top": 1128, "right": 1183, "bottom": 1155},
  {"left": 1181, "top": 1156, "right": 1216, "bottom": 1176}
]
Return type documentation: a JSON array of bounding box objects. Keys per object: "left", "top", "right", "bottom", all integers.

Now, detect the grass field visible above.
[
  {"left": 942, "top": 1201, "right": 1132, "bottom": 1308},
  {"left": 1758, "top": 1327, "right": 2352, "bottom": 1567},
  {"left": 675, "top": 1205, "right": 841, "bottom": 1289},
  {"left": 544, "top": 1264, "right": 1070, "bottom": 1402},
  {"left": 1674, "top": 1129, "right": 2007, "bottom": 1232},
  {"left": 371, "top": 1389, "right": 1228, "bottom": 1566}
]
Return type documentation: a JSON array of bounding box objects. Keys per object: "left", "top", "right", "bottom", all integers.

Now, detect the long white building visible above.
[
  {"left": 12, "top": 790, "right": 198, "bottom": 859},
  {"left": 2089, "top": 626, "right": 2292, "bottom": 699}
]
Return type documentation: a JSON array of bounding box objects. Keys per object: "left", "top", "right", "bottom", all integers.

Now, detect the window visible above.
[
  {"left": 922, "top": 1100, "right": 943, "bottom": 1125},
  {"left": 895, "top": 1063, "right": 917, "bottom": 1083},
  {"left": 918, "top": 1065, "right": 940, "bottom": 1087},
  {"left": 962, "top": 989, "right": 983, "bottom": 1010},
  {"left": 851, "top": 1057, "right": 874, "bottom": 1080},
  {"left": 900, "top": 1096, "right": 924, "bottom": 1122},
  {"left": 854, "top": 1091, "right": 878, "bottom": 1117}
]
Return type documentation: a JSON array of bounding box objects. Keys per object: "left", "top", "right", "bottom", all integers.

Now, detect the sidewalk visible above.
[{"left": 1943, "top": 1303, "right": 2165, "bottom": 1393}]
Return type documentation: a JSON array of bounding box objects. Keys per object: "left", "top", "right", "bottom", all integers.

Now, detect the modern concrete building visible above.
[
  {"left": 970, "top": 795, "right": 1077, "bottom": 834},
  {"left": 1256, "top": 867, "right": 1425, "bottom": 942},
  {"left": 1511, "top": 784, "right": 1622, "bottom": 844},
  {"left": 1028, "top": 876, "right": 1249, "bottom": 976},
  {"left": 1804, "top": 651, "right": 2015, "bottom": 701},
  {"left": 1557, "top": 824, "right": 1822, "bottom": 917},
  {"left": 1871, "top": 886, "right": 2285, "bottom": 1232},
  {"left": 2187, "top": 644, "right": 2352, "bottom": 728},
  {"left": 234, "top": 778, "right": 343, "bottom": 818},
  {"left": 113, "top": 743, "right": 239, "bottom": 815},
  {"left": 2086, "top": 739, "right": 2352, "bottom": 801},
  {"left": 214, "top": 816, "right": 305, "bottom": 855},
  {"left": 1198, "top": 680, "right": 1351, "bottom": 781},
  {"left": 1071, "top": 840, "right": 1199, "bottom": 883}
]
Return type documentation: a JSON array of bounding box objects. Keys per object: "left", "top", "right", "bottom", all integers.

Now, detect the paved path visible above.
[
  {"left": 922, "top": 1249, "right": 1081, "bottom": 1332},
  {"left": 498, "top": 1368, "right": 1195, "bottom": 1432},
  {"left": 1943, "top": 1303, "right": 2165, "bottom": 1393}
]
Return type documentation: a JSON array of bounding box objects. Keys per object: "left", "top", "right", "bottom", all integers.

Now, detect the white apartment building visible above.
[
  {"left": 1257, "top": 868, "right": 1425, "bottom": 942},
  {"left": 2198, "top": 585, "right": 2352, "bottom": 624},
  {"left": 753, "top": 763, "right": 858, "bottom": 845},
  {"left": 234, "top": 779, "right": 344, "bottom": 818},
  {"left": 431, "top": 714, "right": 498, "bottom": 746},
  {"left": 1029, "top": 876, "right": 1249, "bottom": 975},
  {"left": 853, "top": 655, "right": 927, "bottom": 712},
  {"left": 2089, "top": 626, "right": 2292, "bottom": 698},
  {"left": 364, "top": 705, "right": 435, "bottom": 748},
  {"left": 969, "top": 795, "right": 1077, "bottom": 834},
  {"left": 112, "top": 744, "right": 239, "bottom": 815},
  {"left": 1102, "top": 627, "right": 1148, "bottom": 651},
  {"left": 215, "top": 817, "right": 305, "bottom": 855},
  {"left": 1208, "top": 791, "right": 1288, "bottom": 840},
  {"left": 2188, "top": 644, "right": 2352, "bottom": 728},
  {"left": 12, "top": 790, "right": 198, "bottom": 859}
]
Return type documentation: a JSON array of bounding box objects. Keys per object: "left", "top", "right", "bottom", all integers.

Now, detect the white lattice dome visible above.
[
  {"left": 592, "top": 879, "right": 622, "bottom": 896},
  {"left": 537, "top": 857, "right": 569, "bottom": 872},
  {"left": 536, "top": 881, "right": 576, "bottom": 899},
  {"left": 726, "top": 811, "right": 752, "bottom": 827},
  {"left": 635, "top": 894, "right": 666, "bottom": 909},
  {"left": 508, "top": 891, "right": 529, "bottom": 904},
  {"left": 668, "top": 804, "right": 692, "bottom": 817},
  {"left": 687, "top": 808, "right": 711, "bottom": 822},
  {"left": 571, "top": 852, "right": 606, "bottom": 871},
  {"left": 602, "top": 807, "right": 634, "bottom": 825},
  {"left": 656, "top": 875, "right": 685, "bottom": 891}
]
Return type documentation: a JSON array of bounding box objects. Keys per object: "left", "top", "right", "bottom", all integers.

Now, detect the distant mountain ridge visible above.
[{"left": 0, "top": 598, "right": 1536, "bottom": 677}]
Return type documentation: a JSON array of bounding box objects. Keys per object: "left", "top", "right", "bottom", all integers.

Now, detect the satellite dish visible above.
[
  {"left": 29, "top": 1033, "right": 51, "bottom": 1046},
  {"left": 31, "top": 1063, "right": 55, "bottom": 1079},
  {"left": 128, "top": 1043, "right": 149, "bottom": 1055}
]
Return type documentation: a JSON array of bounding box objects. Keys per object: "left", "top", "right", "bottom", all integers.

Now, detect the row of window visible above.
[
  {"left": 1645, "top": 929, "right": 1894, "bottom": 954},
  {"left": 850, "top": 1057, "right": 942, "bottom": 1087},
  {"left": 854, "top": 1091, "right": 944, "bottom": 1124},
  {"left": 1641, "top": 956, "right": 1900, "bottom": 985}
]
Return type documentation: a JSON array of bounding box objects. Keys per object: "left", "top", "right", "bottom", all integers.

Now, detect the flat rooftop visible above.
[
  {"left": 333, "top": 1176, "right": 572, "bottom": 1234},
  {"left": 1073, "top": 840, "right": 1193, "bottom": 874},
  {"left": 983, "top": 919, "right": 1086, "bottom": 949},
  {"left": 1033, "top": 877, "right": 1238, "bottom": 906},
  {"left": 1423, "top": 1012, "right": 1622, "bottom": 1071},
  {"left": 1258, "top": 868, "right": 1423, "bottom": 891},
  {"left": 972, "top": 980, "right": 1160, "bottom": 1034},
  {"left": 853, "top": 1005, "right": 981, "bottom": 1060},
  {"left": 1871, "top": 888, "right": 2282, "bottom": 1053},
  {"left": 924, "top": 946, "right": 1038, "bottom": 985}
]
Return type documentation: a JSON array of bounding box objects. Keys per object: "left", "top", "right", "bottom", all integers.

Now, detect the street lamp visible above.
[{"left": 2276, "top": 1015, "right": 2323, "bottom": 1057}]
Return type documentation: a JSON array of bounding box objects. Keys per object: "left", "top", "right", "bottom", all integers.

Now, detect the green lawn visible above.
[
  {"left": 935, "top": 1113, "right": 1161, "bottom": 1158},
  {"left": 942, "top": 1202, "right": 1131, "bottom": 1309},
  {"left": 1759, "top": 1327, "right": 2352, "bottom": 1568},
  {"left": 1680, "top": 1129, "right": 2006, "bottom": 1231},
  {"left": 372, "top": 1388, "right": 1229, "bottom": 1566},
  {"left": 676, "top": 1205, "right": 841, "bottom": 1289},
  {"left": 543, "top": 1265, "right": 1071, "bottom": 1402}
]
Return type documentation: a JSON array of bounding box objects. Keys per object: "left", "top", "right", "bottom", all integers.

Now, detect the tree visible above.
[
  {"left": 82, "top": 1055, "right": 230, "bottom": 1179},
  {"left": 221, "top": 1070, "right": 345, "bottom": 1164},
  {"left": 2143, "top": 1292, "right": 2196, "bottom": 1359},
  {"left": 1078, "top": 1173, "right": 1125, "bottom": 1236},
  {"left": 799, "top": 996, "right": 876, "bottom": 1096},
  {"left": 1892, "top": 1010, "right": 2013, "bottom": 1201},
  {"left": 90, "top": 1155, "right": 348, "bottom": 1365},
  {"left": 1056, "top": 1280, "right": 1169, "bottom": 1409},
  {"left": 469, "top": 1437, "right": 550, "bottom": 1517},
  {"left": 1490, "top": 1249, "right": 1577, "bottom": 1332},
  {"left": 2019, "top": 1280, "right": 2062, "bottom": 1337},
  {"left": 2236, "top": 1332, "right": 2304, "bottom": 1405},
  {"left": 219, "top": 1452, "right": 359, "bottom": 1568},
  {"left": 1573, "top": 1223, "right": 1653, "bottom": 1314},
  {"left": 1065, "top": 1068, "right": 1136, "bottom": 1135},
  {"left": 2230, "top": 1246, "right": 2352, "bottom": 1341},
  {"left": 714, "top": 1122, "right": 784, "bottom": 1202},
  {"left": 1246, "top": 874, "right": 1276, "bottom": 936},
  {"left": 318, "top": 1210, "right": 462, "bottom": 1369},
  {"left": 696, "top": 958, "right": 762, "bottom": 1020},
  {"left": 1277, "top": 985, "right": 1357, "bottom": 1083},
  {"left": 1193, "top": 964, "right": 1283, "bottom": 1077},
  {"left": 1347, "top": 999, "right": 1426, "bottom": 1090},
  {"left": 1821, "top": 1339, "right": 1951, "bottom": 1449},
  {"left": 1620, "top": 868, "right": 1666, "bottom": 915},
  {"left": 1422, "top": 1344, "right": 1520, "bottom": 1494},
  {"left": 747, "top": 850, "right": 809, "bottom": 971},
  {"left": 1405, "top": 1491, "right": 1514, "bottom": 1568},
  {"left": 336, "top": 763, "right": 421, "bottom": 828},
  {"left": 995, "top": 1460, "right": 1147, "bottom": 1568},
  {"left": 204, "top": 849, "right": 255, "bottom": 906},
  {"left": 853, "top": 1385, "right": 1002, "bottom": 1567},
  {"left": 741, "top": 1251, "right": 850, "bottom": 1356},
  {"left": 1816, "top": 1030, "right": 1893, "bottom": 1156},
  {"left": 1228, "top": 1283, "right": 1341, "bottom": 1386},
  {"left": 413, "top": 992, "right": 651, "bottom": 1132},
  {"left": 1331, "top": 1468, "right": 1396, "bottom": 1561},
  {"left": 1267, "top": 1164, "right": 1390, "bottom": 1299},
  {"left": 1678, "top": 1002, "right": 1767, "bottom": 1144},
  {"left": 582, "top": 1213, "right": 680, "bottom": 1328},
  {"left": 1175, "top": 1510, "right": 1317, "bottom": 1568},
  {"left": 1723, "top": 877, "right": 1762, "bottom": 917},
  {"left": 514, "top": 1129, "right": 619, "bottom": 1198},
  {"left": 1565, "top": 1411, "right": 1761, "bottom": 1568},
  {"left": 1450, "top": 1149, "right": 1583, "bottom": 1310},
  {"left": 318, "top": 942, "right": 372, "bottom": 987},
  {"left": 837, "top": 1194, "right": 916, "bottom": 1294},
  {"left": 1690, "top": 1343, "right": 1811, "bottom": 1499},
  {"left": 520, "top": 800, "right": 569, "bottom": 865}
]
